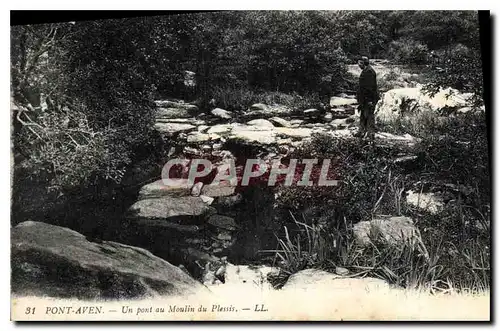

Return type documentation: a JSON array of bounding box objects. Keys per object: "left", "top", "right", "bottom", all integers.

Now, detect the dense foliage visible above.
[
  {"left": 10, "top": 10, "right": 488, "bottom": 293},
  {"left": 424, "top": 44, "right": 484, "bottom": 107},
  {"left": 387, "top": 38, "right": 429, "bottom": 65},
  {"left": 11, "top": 21, "right": 158, "bottom": 193}
]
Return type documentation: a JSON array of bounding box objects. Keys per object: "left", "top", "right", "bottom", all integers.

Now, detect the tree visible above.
[
  {"left": 11, "top": 19, "right": 160, "bottom": 194},
  {"left": 424, "top": 44, "right": 484, "bottom": 108},
  {"left": 334, "top": 11, "right": 392, "bottom": 58},
  {"left": 398, "top": 11, "right": 480, "bottom": 52},
  {"left": 236, "top": 11, "right": 349, "bottom": 94}
]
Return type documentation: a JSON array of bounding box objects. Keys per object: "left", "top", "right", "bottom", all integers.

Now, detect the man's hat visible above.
[{"left": 359, "top": 56, "right": 370, "bottom": 65}]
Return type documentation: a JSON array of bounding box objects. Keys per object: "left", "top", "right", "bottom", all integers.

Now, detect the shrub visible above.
[
  {"left": 378, "top": 68, "right": 402, "bottom": 91},
  {"left": 206, "top": 86, "right": 324, "bottom": 112},
  {"left": 423, "top": 44, "right": 484, "bottom": 108},
  {"left": 11, "top": 20, "right": 159, "bottom": 225},
  {"left": 276, "top": 133, "right": 414, "bottom": 219},
  {"left": 388, "top": 38, "right": 429, "bottom": 65},
  {"left": 262, "top": 91, "right": 324, "bottom": 111},
  {"left": 206, "top": 85, "right": 260, "bottom": 111}
]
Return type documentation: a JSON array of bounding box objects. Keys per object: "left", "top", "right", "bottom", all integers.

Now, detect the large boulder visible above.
[
  {"left": 11, "top": 221, "right": 209, "bottom": 300},
  {"left": 376, "top": 86, "right": 471, "bottom": 121},
  {"left": 205, "top": 121, "right": 279, "bottom": 145},
  {"left": 229, "top": 130, "right": 276, "bottom": 145},
  {"left": 207, "top": 124, "right": 234, "bottom": 134},
  {"left": 374, "top": 132, "right": 420, "bottom": 147}
]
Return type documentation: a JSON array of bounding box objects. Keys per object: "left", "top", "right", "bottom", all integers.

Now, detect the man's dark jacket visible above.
[{"left": 357, "top": 65, "right": 379, "bottom": 105}]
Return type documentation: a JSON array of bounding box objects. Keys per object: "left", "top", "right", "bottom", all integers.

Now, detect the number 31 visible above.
[{"left": 25, "top": 307, "right": 35, "bottom": 314}]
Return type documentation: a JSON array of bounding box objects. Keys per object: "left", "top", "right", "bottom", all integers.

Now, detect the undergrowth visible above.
[
  {"left": 269, "top": 111, "right": 490, "bottom": 294},
  {"left": 202, "top": 85, "right": 324, "bottom": 112}
]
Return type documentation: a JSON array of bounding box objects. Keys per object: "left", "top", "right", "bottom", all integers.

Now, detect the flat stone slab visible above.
[
  {"left": 187, "top": 132, "right": 221, "bottom": 143},
  {"left": 154, "top": 122, "right": 196, "bottom": 134},
  {"left": 156, "top": 107, "right": 194, "bottom": 119},
  {"left": 128, "top": 196, "right": 213, "bottom": 220},
  {"left": 275, "top": 127, "right": 312, "bottom": 139},
  {"left": 201, "top": 182, "right": 236, "bottom": 197},
  {"left": 138, "top": 179, "right": 191, "bottom": 200}
]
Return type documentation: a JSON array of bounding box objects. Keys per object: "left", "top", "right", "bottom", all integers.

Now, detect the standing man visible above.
[{"left": 355, "top": 56, "right": 379, "bottom": 138}]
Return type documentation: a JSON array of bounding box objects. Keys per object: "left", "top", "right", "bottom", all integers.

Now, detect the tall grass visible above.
[
  {"left": 270, "top": 212, "right": 489, "bottom": 294},
  {"left": 204, "top": 85, "right": 323, "bottom": 112}
]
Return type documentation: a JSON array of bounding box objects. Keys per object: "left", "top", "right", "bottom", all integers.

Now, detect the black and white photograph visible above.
[{"left": 9, "top": 9, "right": 491, "bottom": 321}]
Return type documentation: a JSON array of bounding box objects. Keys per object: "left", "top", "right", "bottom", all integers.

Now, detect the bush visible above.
[
  {"left": 207, "top": 86, "right": 324, "bottom": 112},
  {"left": 424, "top": 44, "right": 484, "bottom": 108},
  {"left": 206, "top": 86, "right": 260, "bottom": 111},
  {"left": 11, "top": 21, "right": 158, "bottom": 202},
  {"left": 276, "top": 133, "right": 413, "bottom": 219},
  {"left": 388, "top": 38, "right": 429, "bottom": 65}
]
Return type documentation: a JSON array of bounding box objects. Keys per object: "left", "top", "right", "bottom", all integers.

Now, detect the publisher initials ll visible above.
[{"left": 255, "top": 304, "right": 268, "bottom": 312}]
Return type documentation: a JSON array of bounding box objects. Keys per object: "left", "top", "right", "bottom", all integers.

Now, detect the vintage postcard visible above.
[{"left": 10, "top": 10, "right": 491, "bottom": 321}]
